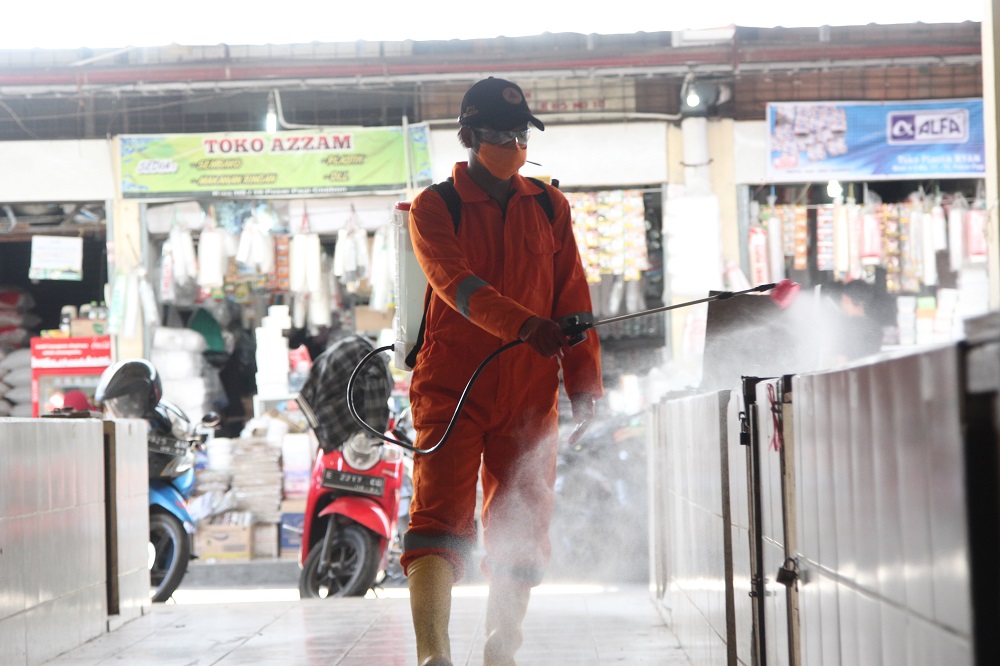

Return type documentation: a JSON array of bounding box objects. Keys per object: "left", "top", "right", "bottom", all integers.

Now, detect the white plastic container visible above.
[{"left": 392, "top": 201, "right": 429, "bottom": 371}]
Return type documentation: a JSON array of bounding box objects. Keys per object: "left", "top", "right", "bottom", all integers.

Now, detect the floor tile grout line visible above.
[
  {"left": 457, "top": 594, "right": 488, "bottom": 666},
  {"left": 335, "top": 598, "right": 409, "bottom": 665},
  {"left": 47, "top": 606, "right": 208, "bottom": 666},
  {"left": 205, "top": 602, "right": 304, "bottom": 666}
]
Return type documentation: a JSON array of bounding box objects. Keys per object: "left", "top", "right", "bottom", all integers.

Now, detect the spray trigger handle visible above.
[{"left": 558, "top": 313, "right": 595, "bottom": 347}]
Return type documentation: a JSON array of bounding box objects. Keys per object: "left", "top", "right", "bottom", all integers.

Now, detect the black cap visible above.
[{"left": 458, "top": 77, "right": 544, "bottom": 131}]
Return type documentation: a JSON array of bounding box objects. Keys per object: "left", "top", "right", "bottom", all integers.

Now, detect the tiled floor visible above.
[{"left": 43, "top": 584, "right": 691, "bottom": 665}]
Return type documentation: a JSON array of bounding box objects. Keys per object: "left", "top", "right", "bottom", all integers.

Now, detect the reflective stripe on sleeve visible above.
[{"left": 455, "top": 275, "right": 489, "bottom": 319}]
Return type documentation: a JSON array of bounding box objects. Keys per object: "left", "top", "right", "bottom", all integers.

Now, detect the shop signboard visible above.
[
  {"left": 29, "top": 336, "right": 112, "bottom": 417},
  {"left": 119, "top": 124, "right": 432, "bottom": 199},
  {"left": 766, "top": 99, "right": 984, "bottom": 182}
]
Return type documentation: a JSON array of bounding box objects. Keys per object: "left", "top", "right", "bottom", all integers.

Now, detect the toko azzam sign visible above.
[
  {"left": 119, "top": 125, "right": 433, "bottom": 199},
  {"left": 766, "top": 99, "right": 984, "bottom": 182}
]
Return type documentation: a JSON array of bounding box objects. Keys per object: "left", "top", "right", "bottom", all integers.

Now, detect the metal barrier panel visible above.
[
  {"left": 0, "top": 418, "right": 107, "bottom": 665},
  {"left": 103, "top": 419, "right": 151, "bottom": 628},
  {"left": 727, "top": 388, "right": 754, "bottom": 665},
  {"left": 792, "top": 345, "right": 973, "bottom": 666},
  {"left": 753, "top": 378, "right": 795, "bottom": 666},
  {"left": 649, "top": 390, "right": 737, "bottom": 665},
  {"left": 650, "top": 342, "right": 980, "bottom": 666}
]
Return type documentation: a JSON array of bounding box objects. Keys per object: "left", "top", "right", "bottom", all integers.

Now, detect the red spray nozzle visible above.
[{"left": 770, "top": 279, "right": 801, "bottom": 309}]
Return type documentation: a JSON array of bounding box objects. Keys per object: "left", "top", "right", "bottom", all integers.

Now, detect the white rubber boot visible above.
[{"left": 483, "top": 580, "right": 531, "bottom": 666}]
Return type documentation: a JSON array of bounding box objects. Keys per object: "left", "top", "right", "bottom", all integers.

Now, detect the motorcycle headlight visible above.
[{"left": 342, "top": 432, "right": 382, "bottom": 471}]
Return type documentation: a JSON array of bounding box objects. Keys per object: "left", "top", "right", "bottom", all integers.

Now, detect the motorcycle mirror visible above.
[{"left": 201, "top": 412, "right": 222, "bottom": 429}]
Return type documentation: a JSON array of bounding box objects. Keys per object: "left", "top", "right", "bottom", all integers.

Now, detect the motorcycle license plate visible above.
[
  {"left": 322, "top": 469, "right": 385, "bottom": 497},
  {"left": 147, "top": 434, "right": 188, "bottom": 457}
]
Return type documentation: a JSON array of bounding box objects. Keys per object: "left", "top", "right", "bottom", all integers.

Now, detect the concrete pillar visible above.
[
  {"left": 982, "top": 0, "right": 1000, "bottom": 309},
  {"left": 109, "top": 137, "right": 146, "bottom": 361}
]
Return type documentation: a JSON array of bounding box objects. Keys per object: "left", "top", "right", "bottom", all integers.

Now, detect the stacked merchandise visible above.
[
  {"left": 0, "top": 288, "right": 39, "bottom": 351},
  {"left": 756, "top": 188, "right": 991, "bottom": 344},
  {"left": 229, "top": 437, "right": 283, "bottom": 558},
  {"left": 150, "top": 327, "right": 212, "bottom": 424},
  {"left": 0, "top": 348, "right": 32, "bottom": 417},
  {"left": 188, "top": 437, "right": 236, "bottom": 524},
  {"left": 566, "top": 190, "right": 653, "bottom": 341},
  {"left": 190, "top": 436, "right": 284, "bottom": 559},
  {"left": 0, "top": 287, "right": 40, "bottom": 417},
  {"left": 280, "top": 433, "right": 313, "bottom": 499},
  {"left": 255, "top": 305, "right": 292, "bottom": 398}
]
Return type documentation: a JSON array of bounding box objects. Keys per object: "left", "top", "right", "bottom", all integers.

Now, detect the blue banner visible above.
[{"left": 766, "top": 99, "right": 984, "bottom": 182}]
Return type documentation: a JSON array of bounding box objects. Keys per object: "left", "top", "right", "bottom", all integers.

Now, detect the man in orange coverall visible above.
[{"left": 401, "top": 77, "right": 603, "bottom": 666}]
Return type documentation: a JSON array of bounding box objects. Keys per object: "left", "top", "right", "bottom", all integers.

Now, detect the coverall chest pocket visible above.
[
  {"left": 520, "top": 224, "right": 560, "bottom": 313},
  {"left": 524, "top": 227, "right": 561, "bottom": 255}
]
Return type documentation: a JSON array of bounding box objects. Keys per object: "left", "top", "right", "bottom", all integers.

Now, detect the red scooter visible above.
[
  {"left": 296, "top": 412, "right": 412, "bottom": 598},
  {"left": 293, "top": 334, "right": 410, "bottom": 598}
]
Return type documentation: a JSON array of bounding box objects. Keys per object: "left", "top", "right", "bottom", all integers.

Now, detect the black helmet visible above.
[{"left": 94, "top": 358, "right": 162, "bottom": 419}]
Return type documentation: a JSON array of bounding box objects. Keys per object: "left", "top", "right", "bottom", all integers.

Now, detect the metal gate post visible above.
[
  {"left": 778, "top": 375, "right": 801, "bottom": 666},
  {"left": 741, "top": 376, "right": 767, "bottom": 666}
]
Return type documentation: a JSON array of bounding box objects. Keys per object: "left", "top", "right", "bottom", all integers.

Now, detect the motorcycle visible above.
[
  {"left": 295, "top": 400, "right": 414, "bottom": 598},
  {"left": 95, "top": 359, "right": 220, "bottom": 602},
  {"left": 549, "top": 412, "right": 649, "bottom": 583}
]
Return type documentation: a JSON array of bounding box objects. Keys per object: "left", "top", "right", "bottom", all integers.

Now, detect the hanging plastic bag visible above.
[
  {"left": 137, "top": 267, "right": 161, "bottom": 328},
  {"left": 123, "top": 271, "right": 141, "bottom": 338},
  {"left": 931, "top": 196, "right": 948, "bottom": 252},
  {"left": 194, "top": 205, "right": 225, "bottom": 289},
  {"left": 919, "top": 201, "right": 938, "bottom": 286},
  {"left": 747, "top": 226, "right": 769, "bottom": 285},
  {"left": 859, "top": 190, "right": 883, "bottom": 265},
  {"left": 106, "top": 269, "right": 129, "bottom": 335},
  {"left": 307, "top": 254, "right": 333, "bottom": 329},
  {"left": 948, "top": 193, "right": 968, "bottom": 271},
  {"left": 288, "top": 232, "right": 321, "bottom": 294},
  {"left": 368, "top": 224, "right": 395, "bottom": 312},
  {"left": 169, "top": 224, "right": 198, "bottom": 287},
  {"left": 159, "top": 239, "right": 176, "bottom": 303},
  {"left": 197, "top": 225, "right": 227, "bottom": 289}
]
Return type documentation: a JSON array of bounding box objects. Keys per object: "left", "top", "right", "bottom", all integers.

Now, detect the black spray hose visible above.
[
  {"left": 346, "top": 282, "right": 780, "bottom": 455},
  {"left": 347, "top": 340, "right": 523, "bottom": 455}
]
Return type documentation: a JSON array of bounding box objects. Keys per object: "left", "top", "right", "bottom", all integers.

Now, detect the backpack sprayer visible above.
[{"left": 347, "top": 278, "right": 800, "bottom": 455}]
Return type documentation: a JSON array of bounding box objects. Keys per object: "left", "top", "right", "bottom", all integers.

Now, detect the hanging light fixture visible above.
[
  {"left": 683, "top": 73, "right": 702, "bottom": 109},
  {"left": 265, "top": 91, "right": 278, "bottom": 133},
  {"left": 679, "top": 74, "right": 730, "bottom": 118}
]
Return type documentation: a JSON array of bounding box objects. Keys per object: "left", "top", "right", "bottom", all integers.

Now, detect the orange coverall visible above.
[{"left": 400, "top": 163, "right": 603, "bottom": 586}]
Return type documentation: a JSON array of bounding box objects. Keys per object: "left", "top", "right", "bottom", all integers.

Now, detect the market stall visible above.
[
  {"left": 108, "top": 124, "right": 431, "bottom": 559},
  {"left": 0, "top": 139, "right": 116, "bottom": 417},
  {"left": 739, "top": 98, "right": 988, "bottom": 357}
]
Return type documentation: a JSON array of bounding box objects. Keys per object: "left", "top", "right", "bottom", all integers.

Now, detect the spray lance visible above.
[{"left": 347, "top": 278, "right": 800, "bottom": 455}]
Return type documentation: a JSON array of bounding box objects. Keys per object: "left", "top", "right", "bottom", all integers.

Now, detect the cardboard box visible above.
[
  {"left": 354, "top": 306, "right": 395, "bottom": 333},
  {"left": 194, "top": 524, "right": 252, "bottom": 560},
  {"left": 252, "top": 523, "right": 280, "bottom": 559},
  {"left": 280, "top": 499, "right": 307, "bottom": 559},
  {"left": 70, "top": 318, "right": 107, "bottom": 337}
]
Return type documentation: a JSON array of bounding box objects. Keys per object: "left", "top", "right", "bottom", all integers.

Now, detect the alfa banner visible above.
[
  {"left": 766, "top": 99, "right": 984, "bottom": 182},
  {"left": 119, "top": 124, "right": 433, "bottom": 198}
]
